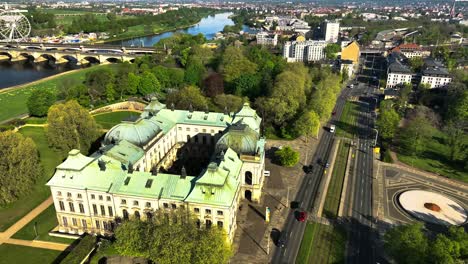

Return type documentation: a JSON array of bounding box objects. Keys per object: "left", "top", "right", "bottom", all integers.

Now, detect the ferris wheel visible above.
[{"left": 0, "top": 8, "right": 31, "bottom": 42}]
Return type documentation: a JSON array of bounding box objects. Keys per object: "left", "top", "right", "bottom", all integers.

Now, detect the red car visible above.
[{"left": 297, "top": 211, "right": 307, "bottom": 222}]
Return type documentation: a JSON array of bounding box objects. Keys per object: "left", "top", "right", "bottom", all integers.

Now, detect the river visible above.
[{"left": 0, "top": 12, "right": 251, "bottom": 89}]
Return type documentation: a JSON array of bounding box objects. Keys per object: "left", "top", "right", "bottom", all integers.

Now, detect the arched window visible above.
[
  {"left": 146, "top": 212, "right": 153, "bottom": 220},
  {"left": 206, "top": 219, "right": 212, "bottom": 229},
  {"left": 134, "top": 211, "right": 140, "bottom": 220},
  {"left": 122, "top": 209, "right": 129, "bottom": 220},
  {"left": 245, "top": 171, "right": 253, "bottom": 185}
]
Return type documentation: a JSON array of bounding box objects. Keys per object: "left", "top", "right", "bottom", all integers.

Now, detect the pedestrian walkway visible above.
[
  {"left": 0, "top": 196, "right": 67, "bottom": 251},
  {"left": 5, "top": 238, "right": 69, "bottom": 251}
]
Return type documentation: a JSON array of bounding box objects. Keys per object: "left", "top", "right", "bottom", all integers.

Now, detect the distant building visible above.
[
  {"left": 267, "top": 16, "right": 310, "bottom": 34},
  {"left": 323, "top": 20, "right": 340, "bottom": 43},
  {"left": 340, "top": 60, "right": 355, "bottom": 78},
  {"left": 386, "top": 52, "right": 413, "bottom": 88},
  {"left": 420, "top": 58, "right": 452, "bottom": 88},
  {"left": 283, "top": 40, "right": 327, "bottom": 62},
  {"left": 341, "top": 41, "right": 360, "bottom": 64},
  {"left": 390, "top": 43, "right": 424, "bottom": 59},
  {"left": 256, "top": 32, "right": 278, "bottom": 46}
]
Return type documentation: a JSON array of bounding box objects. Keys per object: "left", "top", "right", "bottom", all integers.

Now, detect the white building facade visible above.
[
  {"left": 283, "top": 40, "right": 327, "bottom": 62},
  {"left": 323, "top": 20, "right": 340, "bottom": 43}
]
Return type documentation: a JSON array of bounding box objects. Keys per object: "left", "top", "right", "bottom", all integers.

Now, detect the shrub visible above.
[
  {"left": 275, "top": 146, "right": 300, "bottom": 167},
  {"left": 61, "top": 235, "right": 96, "bottom": 264}
]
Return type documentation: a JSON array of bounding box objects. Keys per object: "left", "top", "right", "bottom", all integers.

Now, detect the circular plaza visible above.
[{"left": 398, "top": 190, "right": 467, "bottom": 226}]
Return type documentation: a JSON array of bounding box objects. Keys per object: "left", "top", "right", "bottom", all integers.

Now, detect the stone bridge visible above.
[{"left": 0, "top": 42, "right": 168, "bottom": 65}]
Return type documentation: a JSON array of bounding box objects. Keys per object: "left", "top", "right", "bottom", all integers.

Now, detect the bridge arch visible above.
[
  {"left": 38, "top": 54, "right": 56, "bottom": 62},
  {"left": 59, "top": 55, "right": 78, "bottom": 64},
  {"left": 0, "top": 52, "right": 12, "bottom": 60},
  {"left": 105, "top": 57, "right": 122, "bottom": 63},
  {"left": 19, "top": 53, "right": 35, "bottom": 61},
  {"left": 82, "top": 56, "right": 100, "bottom": 64}
]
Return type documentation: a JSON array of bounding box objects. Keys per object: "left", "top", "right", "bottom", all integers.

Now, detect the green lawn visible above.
[
  {"left": 0, "top": 127, "right": 62, "bottom": 231},
  {"left": 397, "top": 130, "right": 468, "bottom": 183},
  {"left": 0, "top": 244, "right": 67, "bottom": 264},
  {"left": 12, "top": 205, "right": 76, "bottom": 244},
  {"left": 0, "top": 65, "right": 112, "bottom": 123},
  {"left": 296, "top": 222, "right": 346, "bottom": 264},
  {"left": 323, "top": 142, "right": 350, "bottom": 218},
  {"left": 93, "top": 111, "right": 141, "bottom": 130},
  {"left": 336, "top": 101, "right": 359, "bottom": 139},
  {"left": 25, "top": 117, "right": 48, "bottom": 124},
  {"left": 296, "top": 223, "right": 317, "bottom": 264}
]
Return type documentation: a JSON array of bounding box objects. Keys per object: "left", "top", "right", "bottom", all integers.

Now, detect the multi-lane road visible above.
[{"left": 272, "top": 55, "right": 381, "bottom": 263}]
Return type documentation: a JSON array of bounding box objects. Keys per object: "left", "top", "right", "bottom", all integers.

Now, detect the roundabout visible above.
[{"left": 398, "top": 190, "right": 467, "bottom": 226}]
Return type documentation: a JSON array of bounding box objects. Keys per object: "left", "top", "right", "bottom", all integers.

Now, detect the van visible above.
[{"left": 330, "top": 125, "right": 336, "bottom": 133}]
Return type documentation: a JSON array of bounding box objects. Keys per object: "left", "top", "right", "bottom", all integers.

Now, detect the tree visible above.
[
  {"left": 203, "top": 73, "right": 224, "bottom": 97},
  {"left": 409, "top": 57, "right": 424, "bottom": 72},
  {"left": 275, "top": 146, "right": 300, "bottom": 167},
  {"left": 213, "top": 94, "right": 244, "bottom": 113},
  {"left": 66, "top": 84, "right": 91, "bottom": 107},
  {"left": 184, "top": 57, "right": 206, "bottom": 86},
  {"left": 27, "top": 89, "right": 56, "bottom": 117},
  {"left": 397, "top": 83, "right": 412, "bottom": 110},
  {"left": 47, "top": 100, "right": 100, "bottom": 156},
  {"left": 398, "top": 115, "right": 433, "bottom": 156},
  {"left": 165, "top": 86, "right": 208, "bottom": 110},
  {"left": 443, "top": 122, "right": 465, "bottom": 162},
  {"left": 232, "top": 74, "right": 261, "bottom": 98},
  {"left": 220, "top": 46, "right": 257, "bottom": 83},
  {"left": 293, "top": 111, "right": 320, "bottom": 138},
  {"left": 127, "top": 73, "right": 140, "bottom": 95},
  {"left": 384, "top": 223, "right": 428, "bottom": 264},
  {"left": 429, "top": 234, "right": 461, "bottom": 264},
  {"left": 377, "top": 103, "right": 400, "bottom": 141},
  {"left": 448, "top": 90, "right": 468, "bottom": 126},
  {"left": 114, "top": 210, "right": 232, "bottom": 264},
  {"left": 85, "top": 68, "right": 114, "bottom": 103},
  {"left": 138, "top": 71, "right": 161, "bottom": 96},
  {"left": 0, "top": 131, "right": 41, "bottom": 206},
  {"left": 324, "top": 44, "right": 341, "bottom": 59}
]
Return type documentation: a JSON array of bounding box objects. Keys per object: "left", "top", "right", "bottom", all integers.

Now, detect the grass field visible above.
[
  {"left": 0, "top": 244, "right": 66, "bottom": 264},
  {"left": 12, "top": 205, "right": 76, "bottom": 244},
  {"left": 336, "top": 101, "right": 359, "bottom": 139},
  {"left": 323, "top": 142, "right": 350, "bottom": 218},
  {"left": 296, "top": 222, "right": 347, "bottom": 264},
  {"left": 93, "top": 111, "right": 141, "bottom": 130},
  {"left": 397, "top": 129, "right": 468, "bottom": 183},
  {"left": 0, "top": 65, "right": 112, "bottom": 123},
  {"left": 0, "top": 127, "right": 62, "bottom": 231}
]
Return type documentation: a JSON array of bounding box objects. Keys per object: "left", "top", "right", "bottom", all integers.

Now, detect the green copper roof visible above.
[
  {"left": 185, "top": 148, "right": 242, "bottom": 207},
  {"left": 151, "top": 109, "right": 232, "bottom": 131},
  {"left": 111, "top": 172, "right": 195, "bottom": 200},
  {"left": 104, "top": 117, "right": 161, "bottom": 146},
  {"left": 56, "top": 149, "right": 95, "bottom": 171},
  {"left": 232, "top": 102, "right": 262, "bottom": 133},
  {"left": 216, "top": 122, "right": 260, "bottom": 155},
  {"left": 102, "top": 140, "right": 144, "bottom": 166},
  {"left": 141, "top": 98, "right": 167, "bottom": 118}
]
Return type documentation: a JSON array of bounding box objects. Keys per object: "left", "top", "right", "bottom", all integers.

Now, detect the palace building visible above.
[{"left": 46, "top": 100, "right": 266, "bottom": 241}]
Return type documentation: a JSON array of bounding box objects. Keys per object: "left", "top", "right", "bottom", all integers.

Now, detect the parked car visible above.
[{"left": 325, "top": 162, "right": 330, "bottom": 168}]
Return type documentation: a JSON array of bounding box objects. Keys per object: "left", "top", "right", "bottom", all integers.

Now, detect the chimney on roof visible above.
[
  {"left": 128, "top": 162, "right": 134, "bottom": 174},
  {"left": 180, "top": 166, "right": 187, "bottom": 179},
  {"left": 189, "top": 104, "right": 193, "bottom": 113},
  {"left": 151, "top": 167, "right": 158, "bottom": 176},
  {"left": 171, "top": 103, "right": 175, "bottom": 111},
  {"left": 224, "top": 106, "right": 229, "bottom": 116},
  {"left": 205, "top": 105, "right": 209, "bottom": 114},
  {"left": 98, "top": 159, "right": 106, "bottom": 171}
]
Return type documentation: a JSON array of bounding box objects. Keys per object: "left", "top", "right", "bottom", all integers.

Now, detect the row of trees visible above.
[
  {"left": 114, "top": 210, "right": 231, "bottom": 264},
  {"left": 385, "top": 223, "right": 468, "bottom": 264}
]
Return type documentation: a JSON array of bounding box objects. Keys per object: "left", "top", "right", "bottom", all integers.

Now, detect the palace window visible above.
[
  {"left": 77, "top": 193, "right": 82, "bottom": 199},
  {"left": 123, "top": 209, "right": 129, "bottom": 220},
  {"left": 133, "top": 201, "right": 139, "bottom": 206},
  {"left": 91, "top": 194, "right": 95, "bottom": 200},
  {"left": 99, "top": 195, "right": 103, "bottom": 201},
  {"left": 121, "top": 199, "right": 126, "bottom": 205},
  {"left": 72, "top": 218, "right": 77, "bottom": 226},
  {"left": 103, "top": 221, "right": 109, "bottom": 231},
  {"left": 217, "top": 221, "right": 224, "bottom": 228},
  {"left": 206, "top": 219, "right": 212, "bottom": 228},
  {"left": 194, "top": 208, "right": 200, "bottom": 213},
  {"left": 81, "top": 219, "right": 87, "bottom": 228},
  {"left": 108, "top": 206, "right": 113, "bottom": 217},
  {"left": 205, "top": 209, "right": 211, "bottom": 215},
  {"left": 79, "top": 203, "right": 85, "bottom": 213},
  {"left": 106, "top": 196, "right": 111, "bottom": 202},
  {"left": 163, "top": 203, "right": 168, "bottom": 208},
  {"left": 92, "top": 204, "right": 98, "bottom": 215},
  {"left": 59, "top": 201, "right": 65, "bottom": 211},
  {"left": 217, "top": 210, "right": 223, "bottom": 216},
  {"left": 100, "top": 205, "right": 106, "bottom": 216},
  {"left": 67, "top": 192, "right": 72, "bottom": 198},
  {"left": 134, "top": 211, "right": 140, "bottom": 220},
  {"left": 146, "top": 202, "right": 151, "bottom": 208},
  {"left": 57, "top": 191, "right": 62, "bottom": 196},
  {"left": 62, "top": 217, "right": 68, "bottom": 227},
  {"left": 95, "top": 220, "right": 100, "bottom": 229},
  {"left": 171, "top": 204, "right": 177, "bottom": 209},
  {"left": 69, "top": 202, "right": 75, "bottom": 213}
]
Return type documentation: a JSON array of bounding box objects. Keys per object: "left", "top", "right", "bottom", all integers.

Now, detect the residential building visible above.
[
  {"left": 323, "top": 20, "right": 340, "bottom": 43},
  {"left": 386, "top": 52, "right": 413, "bottom": 88},
  {"left": 420, "top": 58, "right": 452, "bottom": 88},
  {"left": 390, "top": 43, "right": 425, "bottom": 59},
  {"left": 341, "top": 41, "right": 360, "bottom": 64},
  {"left": 47, "top": 100, "right": 266, "bottom": 242},
  {"left": 271, "top": 17, "right": 310, "bottom": 34},
  {"left": 283, "top": 40, "right": 327, "bottom": 62},
  {"left": 256, "top": 32, "right": 278, "bottom": 46}
]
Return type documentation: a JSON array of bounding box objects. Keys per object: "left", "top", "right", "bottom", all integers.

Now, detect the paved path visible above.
[{"left": 0, "top": 196, "right": 68, "bottom": 251}]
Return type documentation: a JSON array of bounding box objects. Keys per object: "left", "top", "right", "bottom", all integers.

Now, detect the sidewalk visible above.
[{"left": 0, "top": 196, "right": 68, "bottom": 251}]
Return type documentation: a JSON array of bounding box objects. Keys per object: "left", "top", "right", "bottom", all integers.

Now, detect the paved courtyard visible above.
[{"left": 231, "top": 135, "right": 321, "bottom": 263}]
